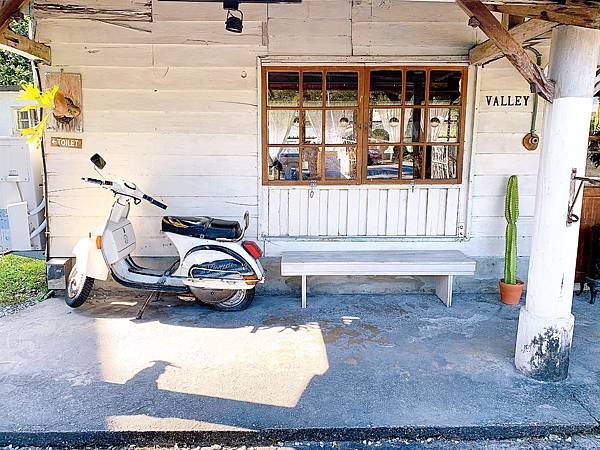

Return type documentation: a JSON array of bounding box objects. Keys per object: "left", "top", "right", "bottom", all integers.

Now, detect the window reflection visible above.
[
  {"left": 428, "top": 108, "right": 460, "bottom": 143},
  {"left": 302, "top": 147, "right": 321, "bottom": 180},
  {"left": 325, "top": 147, "right": 357, "bottom": 180},
  {"left": 267, "top": 72, "right": 299, "bottom": 106},
  {"left": 268, "top": 110, "right": 300, "bottom": 145},
  {"left": 326, "top": 110, "right": 357, "bottom": 144},
  {"left": 370, "top": 70, "right": 403, "bottom": 105},
  {"left": 403, "top": 108, "right": 424, "bottom": 143},
  {"left": 405, "top": 71, "right": 426, "bottom": 105},
  {"left": 429, "top": 71, "right": 462, "bottom": 105},
  {"left": 268, "top": 147, "right": 300, "bottom": 181},
  {"left": 304, "top": 110, "right": 323, "bottom": 144},
  {"left": 588, "top": 96, "right": 600, "bottom": 177},
  {"left": 326, "top": 72, "right": 358, "bottom": 106},
  {"left": 303, "top": 72, "right": 323, "bottom": 106},
  {"left": 366, "top": 146, "right": 400, "bottom": 180},
  {"left": 369, "top": 108, "right": 401, "bottom": 144},
  {"left": 429, "top": 145, "right": 458, "bottom": 179},
  {"left": 403, "top": 146, "right": 423, "bottom": 180}
]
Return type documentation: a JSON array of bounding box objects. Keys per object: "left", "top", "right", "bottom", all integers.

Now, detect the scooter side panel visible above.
[{"left": 102, "top": 219, "right": 136, "bottom": 265}]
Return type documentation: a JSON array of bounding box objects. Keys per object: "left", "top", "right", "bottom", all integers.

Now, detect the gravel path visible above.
[
  {"left": 0, "top": 294, "right": 51, "bottom": 318},
  {"left": 2, "top": 435, "right": 600, "bottom": 449}
]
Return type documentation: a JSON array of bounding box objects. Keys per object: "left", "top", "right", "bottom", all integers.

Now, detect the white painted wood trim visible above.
[
  {"left": 301, "top": 275, "right": 307, "bottom": 309},
  {"left": 260, "top": 56, "right": 469, "bottom": 65},
  {"left": 463, "top": 65, "right": 482, "bottom": 240},
  {"left": 435, "top": 275, "right": 453, "bottom": 307}
]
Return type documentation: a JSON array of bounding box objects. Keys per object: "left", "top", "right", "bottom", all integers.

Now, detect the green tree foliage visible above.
[{"left": 0, "top": 18, "right": 33, "bottom": 86}]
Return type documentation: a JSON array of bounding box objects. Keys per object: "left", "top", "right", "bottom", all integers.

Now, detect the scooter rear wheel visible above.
[
  {"left": 194, "top": 288, "right": 255, "bottom": 312},
  {"left": 212, "top": 288, "right": 255, "bottom": 311},
  {"left": 65, "top": 266, "right": 94, "bottom": 308}
]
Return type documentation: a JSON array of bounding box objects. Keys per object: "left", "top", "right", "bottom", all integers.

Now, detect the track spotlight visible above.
[{"left": 224, "top": 0, "right": 243, "bottom": 33}]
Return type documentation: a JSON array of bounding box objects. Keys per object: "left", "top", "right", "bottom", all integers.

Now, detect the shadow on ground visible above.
[{"left": 0, "top": 291, "right": 599, "bottom": 434}]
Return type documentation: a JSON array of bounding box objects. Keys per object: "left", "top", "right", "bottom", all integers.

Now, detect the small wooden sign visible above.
[
  {"left": 50, "top": 136, "right": 83, "bottom": 149},
  {"left": 44, "top": 72, "right": 84, "bottom": 133}
]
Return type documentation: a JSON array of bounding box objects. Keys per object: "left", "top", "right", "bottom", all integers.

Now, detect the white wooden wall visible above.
[
  {"left": 36, "top": 3, "right": 269, "bottom": 256},
  {"left": 36, "top": 0, "right": 543, "bottom": 258}
]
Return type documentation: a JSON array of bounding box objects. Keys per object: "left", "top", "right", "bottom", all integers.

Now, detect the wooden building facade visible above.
[{"left": 31, "top": 0, "right": 552, "bottom": 278}]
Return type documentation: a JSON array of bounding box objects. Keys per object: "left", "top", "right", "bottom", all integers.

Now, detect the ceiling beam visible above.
[
  {"left": 0, "top": 0, "right": 29, "bottom": 31},
  {"left": 488, "top": 4, "right": 600, "bottom": 29},
  {"left": 456, "top": 0, "right": 554, "bottom": 102},
  {"left": 0, "top": 26, "right": 51, "bottom": 62},
  {"left": 470, "top": 18, "right": 555, "bottom": 65}
]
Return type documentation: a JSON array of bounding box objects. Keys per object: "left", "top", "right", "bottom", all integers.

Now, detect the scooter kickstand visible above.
[{"left": 136, "top": 291, "right": 160, "bottom": 320}]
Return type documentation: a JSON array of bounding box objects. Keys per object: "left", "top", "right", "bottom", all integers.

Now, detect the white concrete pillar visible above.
[{"left": 515, "top": 26, "right": 600, "bottom": 381}]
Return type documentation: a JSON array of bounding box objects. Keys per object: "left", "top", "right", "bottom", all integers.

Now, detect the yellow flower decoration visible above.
[{"left": 16, "top": 83, "right": 59, "bottom": 148}]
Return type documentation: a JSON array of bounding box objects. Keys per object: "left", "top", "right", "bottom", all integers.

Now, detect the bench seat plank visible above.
[
  {"left": 281, "top": 250, "right": 476, "bottom": 276},
  {"left": 280, "top": 250, "right": 476, "bottom": 308}
]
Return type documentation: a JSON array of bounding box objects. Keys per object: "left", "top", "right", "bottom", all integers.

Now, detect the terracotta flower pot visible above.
[{"left": 499, "top": 279, "right": 524, "bottom": 305}]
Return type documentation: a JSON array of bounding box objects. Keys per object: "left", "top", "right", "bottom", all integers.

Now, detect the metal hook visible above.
[{"left": 567, "top": 168, "right": 600, "bottom": 225}]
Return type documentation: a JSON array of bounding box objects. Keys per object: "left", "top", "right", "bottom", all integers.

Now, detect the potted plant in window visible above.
[{"left": 499, "top": 175, "right": 525, "bottom": 304}]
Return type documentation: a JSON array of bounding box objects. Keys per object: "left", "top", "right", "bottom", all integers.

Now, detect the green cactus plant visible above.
[{"left": 504, "top": 175, "right": 519, "bottom": 285}]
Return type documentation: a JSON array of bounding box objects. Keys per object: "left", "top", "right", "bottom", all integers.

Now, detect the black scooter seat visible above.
[{"left": 162, "top": 216, "right": 242, "bottom": 240}]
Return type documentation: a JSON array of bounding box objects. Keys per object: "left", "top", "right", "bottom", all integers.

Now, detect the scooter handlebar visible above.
[
  {"left": 81, "top": 177, "right": 113, "bottom": 186},
  {"left": 143, "top": 194, "right": 168, "bottom": 210}
]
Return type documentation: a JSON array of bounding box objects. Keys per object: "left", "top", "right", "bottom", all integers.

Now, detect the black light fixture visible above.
[{"left": 224, "top": 0, "right": 243, "bottom": 33}]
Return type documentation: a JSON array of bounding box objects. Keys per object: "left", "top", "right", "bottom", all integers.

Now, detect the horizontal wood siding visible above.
[
  {"left": 37, "top": 11, "right": 267, "bottom": 257},
  {"left": 469, "top": 58, "right": 544, "bottom": 257}
]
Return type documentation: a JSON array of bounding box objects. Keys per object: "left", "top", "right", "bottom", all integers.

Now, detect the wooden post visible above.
[{"left": 515, "top": 26, "right": 600, "bottom": 381}]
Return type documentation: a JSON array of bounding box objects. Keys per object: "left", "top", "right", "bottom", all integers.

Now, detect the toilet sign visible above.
[
  {"left": 50, "top": 136, "right": 83, "bottom": 149},
  {"left": 485, "top": 95, "right": 531, "bottom": 108}
]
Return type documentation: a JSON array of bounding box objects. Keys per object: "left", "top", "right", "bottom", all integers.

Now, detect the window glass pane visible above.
[
  {"left": 267, "top": 72, "right": 299, "bottom": 106},
  {"left": 405, "top": 70, "right": 426, "bottom": 105},
  {"left": 267, "top": 147, "right": 300, "bottom": 181},
  {"left": 326, "top": 109, "right": 357, "bottom": 144},
  {"left": 402, "top": 146, "right": 423, "bottom": 180},
  {"left": 367, "top": 145, "right": 400, "bottom": 180},
  {"left": 326, "top": 72, "right": 358, "bottom": 106},
  {"left": 303, "top": 72, "right": 323, "bottom": 106},
  {"left": 369, "top": 108, "right": 402, "bottom": 144},
  {"left": 403, "top": 108, "right": 425, "bottom": 143},
  {"left": 428, "top": 108, "right": 460, "bottom": 143},
  {"left": 429, "top": 70, "right": 462, "bottom": 105},
  {"left": 370, "top": 70, "right": 402, "bottom": 105},
  {"left": 325, "top": 147, "right": 357, "bottom": 180},
  {"left": 302, "top": 147, "right": 321, "bottom": 181},
  {"left": 268, "top": 110, "right": 299, "bottom": 144},
  {"left": 588, "top": 97, "right": 600, "bottom": 177},
  {"left": 429, "top": 145, "right": 458, "bottom": 179},
  {"left": 304, "top": 110, "right": 322, "bottom": 144}
]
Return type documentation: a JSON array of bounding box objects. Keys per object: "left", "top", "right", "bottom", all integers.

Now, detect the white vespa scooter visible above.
[{"left": 66, "top": 154, "right": 265, "bottom": 313}]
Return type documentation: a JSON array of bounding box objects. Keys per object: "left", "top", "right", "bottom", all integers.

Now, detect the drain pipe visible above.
[{"left": 523, "top": 47, "right": 542, "bottom": 151}]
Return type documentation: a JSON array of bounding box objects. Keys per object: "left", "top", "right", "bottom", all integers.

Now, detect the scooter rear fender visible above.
[{"left": 73, "top": 236, "right": 109, "bottom": 281}]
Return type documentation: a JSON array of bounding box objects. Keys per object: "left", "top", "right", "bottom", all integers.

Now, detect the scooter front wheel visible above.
[
  {"left": 65, "top": 266, "right": 95, "bottom": 308},
  {"left": 194, "top": 288, "right": 256, "bottom": 312}
]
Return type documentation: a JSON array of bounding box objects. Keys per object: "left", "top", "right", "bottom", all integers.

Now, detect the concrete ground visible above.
[{"left": 0, "top": 290, "right": 599, "bottom": 445}]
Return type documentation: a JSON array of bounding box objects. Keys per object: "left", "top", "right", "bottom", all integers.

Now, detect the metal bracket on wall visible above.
[{"left": 567, "top": 168, "right": 600, "bottom": 225}]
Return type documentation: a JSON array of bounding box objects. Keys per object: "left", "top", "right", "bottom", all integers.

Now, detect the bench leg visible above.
[
  {"left": 301, "top": 275, "right": 307, "bottom": 309},
  {"left": 435, "top": 275, "right": 453, "bottom": 307}
]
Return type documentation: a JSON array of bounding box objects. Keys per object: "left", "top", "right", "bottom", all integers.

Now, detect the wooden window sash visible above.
[{"left": 262, "top": 65, "right": 467, "bottom": 186}]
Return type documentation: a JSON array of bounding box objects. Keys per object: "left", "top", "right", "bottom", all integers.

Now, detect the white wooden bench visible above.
[{"left": 280, "top": 250, "right": 476, "bottom": 308}]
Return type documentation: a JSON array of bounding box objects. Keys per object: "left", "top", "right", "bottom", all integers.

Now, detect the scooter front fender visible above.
[{"left": 73, "top": 237, "right": 109, "bottom": 281}]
